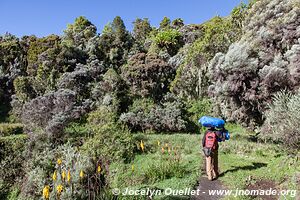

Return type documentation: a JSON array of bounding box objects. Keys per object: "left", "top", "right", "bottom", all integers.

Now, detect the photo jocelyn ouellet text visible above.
[{"left": 112, "top": 187, "right": 297, "bottom": 198}]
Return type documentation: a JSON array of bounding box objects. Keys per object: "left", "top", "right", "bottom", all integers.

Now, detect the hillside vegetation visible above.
[{"left": 0, "top": 0, "right": 299, "bottom": 199}]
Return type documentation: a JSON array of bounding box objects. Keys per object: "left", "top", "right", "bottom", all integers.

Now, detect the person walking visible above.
[{"left": 202, "top": 127, "right": 225, "bottom": 181}]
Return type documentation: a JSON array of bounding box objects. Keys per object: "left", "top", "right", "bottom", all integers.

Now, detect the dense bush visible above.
[
  {"left": 19, "top": 143, "right": 96, "bottom": 200},
  {"left": 120, "top": 94, "right": 189, "bottom": 132},
  {"left": 154, "top": 29, "right": 183, "bottom": 56},
  {"left": 187, "top": 98, "right": 212, "bottom": 126},
  {"left": 121, "top": 53, "right": 175, "bottom": 101},
  {"left": 21, "top": 89, "right": 91, "bottom": 140},
  {"left": 208, "top": 0, "right": 300, "bottom": 126},
  {"left": 0, "top": 135, "right": 27, "bottom": 199},
  {"left": 260, "top": 91, "right": 300, "bottom": 150},
  {"left": 171, "top": 12, "right": 245, "bottom": 99},
  {"left": 82, "top": 124, "right": 135, "bottom": 163}
]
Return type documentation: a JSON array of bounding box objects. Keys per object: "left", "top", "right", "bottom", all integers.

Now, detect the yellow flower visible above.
[
  {"left": 97, "top": 165, "right": 101, "bottom": 174},
  {"left": 157, "top": 140, "right": 160, "bottom": 146},
  {"left": 131, "top": 164, "right": 134, "bottom": 172},
  {"left": 79, "top": 170, "right": 84, "bottom": 178},
  {"left": 140, "top": 140, "right": 145, "bottom": 152},
  {"left": 57, "top": 158, "right": 62, "bottom": 165},
  {"left": 61, "top": 170, "right": 66, "bottom": 180},
  {"left": 67, "top": 170, "right": 71, "bottom": 183},
  {"left": 161, "top": 147, "right": 165, "bottom": 154},
  {"left": 56, "top": 184, "right": 63, "bottom": 194},
  {"left": 165, "top": 143, "right": 168, "bottom": 147},
  {"left": 52, "top": 171, "right": 57, "bottom": 181},
  {"left": 42, "top": 185, "right": 50, "bottom": 200}
]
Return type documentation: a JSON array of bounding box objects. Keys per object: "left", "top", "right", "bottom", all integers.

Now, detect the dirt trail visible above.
[
  {"left": 191, "top": 160, "right": 225, "bottom": 200},
  {"left": 191, "top": 176, "right": 224, "bottom": 200}
]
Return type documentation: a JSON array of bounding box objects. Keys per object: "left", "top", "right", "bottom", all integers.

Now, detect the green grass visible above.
[
  {"left": 109, "top": 133, "right": 202, "bottom": 199},
  {"left": 219, "top": 124, "right": 300, "bottom": 200},
  {"left": 107, "top": 126, "right": 299, "bottom": 200}
]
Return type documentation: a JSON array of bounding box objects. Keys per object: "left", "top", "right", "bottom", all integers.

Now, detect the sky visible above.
[{"left": 0, "top": 0, "right": 245, "bottom": 37}]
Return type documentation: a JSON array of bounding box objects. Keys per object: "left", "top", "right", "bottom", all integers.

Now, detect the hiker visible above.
[
  {"left": 202, "top": 127, "right": 225, "bottom": 181},
  {"left": 199, "top": 116, "right": 229, "bottom": 180}
]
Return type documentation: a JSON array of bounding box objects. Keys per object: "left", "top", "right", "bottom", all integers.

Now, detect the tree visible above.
[
  {"left": 99, "top": 16, "right": 133, "bottom": 67},
  {"left": 159, "top": 17, "right": 171, "bottom": 30},
  {"left": 208, "top": 0, "right": 300, "bottom": 126},
  {"left": 154, "top": 29, "right": 183, "bottom": 56},
  {"left": 0, "top": 34, "right": 26, "bottom": 120},
  {"left": 133, "top": 18, "right": 152, "bottom": 44},
  {"left": 121, "top": 53, "right": 175, "bottom": 101},
  {"left": 171, "top": 18, "right": 184, "bottom": 29},
  {"left": 62, "top": 16, "right": 97, "bottom": 49}
]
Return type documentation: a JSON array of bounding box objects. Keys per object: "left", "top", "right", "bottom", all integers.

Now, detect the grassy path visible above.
[{"left": 108, "top": 124, "right": 299, "bottom": 199}]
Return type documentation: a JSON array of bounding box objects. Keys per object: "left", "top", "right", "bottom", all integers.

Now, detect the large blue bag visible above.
[{"left": 199, "top": 116, "right": 225, "bottom": 128}]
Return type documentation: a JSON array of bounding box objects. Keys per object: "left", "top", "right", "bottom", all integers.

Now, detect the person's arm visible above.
[{"left": 202, "top": 131, "right": 207, "bottom": 147}]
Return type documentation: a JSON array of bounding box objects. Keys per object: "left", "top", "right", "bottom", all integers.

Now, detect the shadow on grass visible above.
[{"left": 219, "top": 162, "right": 267, "bottom": 177}]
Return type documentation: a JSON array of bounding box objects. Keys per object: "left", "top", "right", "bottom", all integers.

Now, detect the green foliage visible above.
[
  {"left": 143, "top": 158, "right": 187, "bottom": 184},
  {"left": 26, "top": 35, "right": 60, "bottom": 76},
  {"left": 0, "top": 2, "right": 299, "bottom": 198},
  {"left": 93, "top": 68, "right": 130, "bottom": 114},
  {"left": 261, "top": 91, "right": 300, "bottom": 150},
  {"left": 208, "top": 0, "right": 300, "bottom": 126},
  {"left": 87, "top": 106, "right": 118, "bottom": 128},
  {"left": 154, "top": 29, "right": 183, "bottom": 56},
  {"left": 99, "top": 16, "right": 133, "bottom": 67},
  {"left": 6, "top": 187, "right": 20, "bottom": 200},
  {"left": 129, "top": 98, "right": 155, "bottom": 114},
  {"left": 171, "top": 18, "right": 184, "bottom": 29},
  {"left": 82, "top": 124, "right": 135, "bottom": 162},
  {"left": 19, "top": 143, "right": 98, "bottom": 200},
  {"left": 217, "top": 124, "right": 299, "bottom": 200},
  {"left": 0, "top": 134, "right": 27, "bottom": 199},
  {"left": 62, "top": 16, "right": 97, "bottom": 48},
  {"left": 13, "top": 76, "right": 36, "bottom": 102},
  {"left": 187, "top": 98, "right": 212, "bottom": 128},
  {"left": 64, "top": 121, "right": 89, "bottom": 139},
  {"left": 0, "top": 123, "right": 23, "bottom": 137},
  {"left": 110, "top": 134, "right": 201, "bottom": 196},
  {"left": 171, "top": 4, "right": 248, "bottom": 99},
  {"left": 159, "top": 17, "right": 171, "bottom": 30},
  {"left": 120, "top": 94, "right": 190, "bottom": 133},
  {"left": 133, "top": 18, "right": 152, "bottom": 44},
  {"left": 121, "top": 53, "right": 175, "bottom": 100},
  {"left": 0, "top": 34, "right": 25, "bottom": 74}
]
